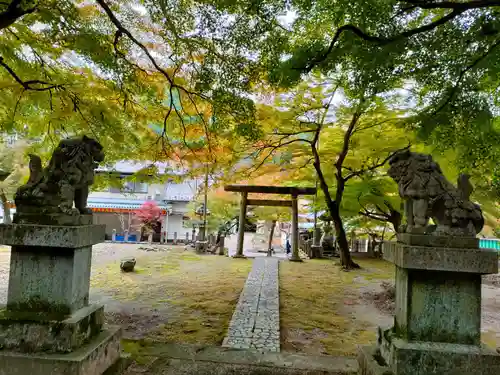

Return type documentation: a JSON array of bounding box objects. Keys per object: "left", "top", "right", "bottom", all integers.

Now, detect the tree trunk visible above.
[
  {"left": 267, "top": 220, "right": 276, "bottom": 251},
  {"left": 389, "top": 210, "right": 402, "bottom": 233},
  {"left": 0, "top": 191, "right": 11, "bottom": 224},
  {"left": 327, "top": 200, "right": 359, "bottom": 269},
  {"left": 310, "top": 108, "right": 363, "bottom": 270},
  {"left": 312, "top": 140, "right": 359, "bottom": 269}
]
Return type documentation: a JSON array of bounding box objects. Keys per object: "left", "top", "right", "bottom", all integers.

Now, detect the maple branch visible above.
[
  {"left": 400, "top": 0, "right": 500, "bottom": 10},
  {"left": 310, "top": 124, "right": 337, "bottom": 209},
  {"left": 96, "top": 0, "right": 176, "bottom": 84},
  {"left": 357, "top": 194, "right": 402, "bottom": 232},
  {"left": 0, "top": 0, "right": 37, "bottom": 30},
  {"left": 359, "top": 209, "right": 390, "bottom": 222},
  {"left": 100, "top": 0, "right": 218, "bottom": 166},
  {"left": 96, "top": 0, "right": 207, "bottom": 100},
  {"left": 113, "top": 30, "right": 148, "bottom": 74},
  {"left": 303, "top": 3, "right": 486, "bottom": 71},
  {"left": 352, "top": 118, "right": 396, "bottom": 134},
  {"left": 0, "top": 56, "right": 61, "bottom": 91},
  {"left": 243, "top": 131, "right": 314, "bottom": 177},
  {"left": 275, "top": 129, "right": 317, "bottom": 137},
  {"left": 433, "top": 37, "right": 500, "bottom": 114},
  {"left": 298, "top": 157, "right": 314, "bottom": 170},
  {"left": 343, "top": 144, "right": 411, "bottom": 182}
]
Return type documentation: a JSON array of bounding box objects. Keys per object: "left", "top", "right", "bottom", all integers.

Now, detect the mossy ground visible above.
[
  {"left": 280, "top": 257, "right": 500, "bottom": 356},
  {"left": 279, "top": 258, "right": 395, "bottom": 357},
  {"left": 90, "top": 247, "right": 252, "bottom": 346}
]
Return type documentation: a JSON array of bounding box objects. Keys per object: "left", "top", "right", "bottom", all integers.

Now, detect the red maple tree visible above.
[{"left": 134, "top": 201, "right": 162, "bottom": 234}]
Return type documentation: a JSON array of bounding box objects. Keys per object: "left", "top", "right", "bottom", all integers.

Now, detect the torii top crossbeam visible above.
[{"left": 224, "top": 185, "right": 316, "bottom": 195}]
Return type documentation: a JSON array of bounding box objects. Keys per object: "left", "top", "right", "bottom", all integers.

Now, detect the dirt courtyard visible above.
[{"left": 0, "top": 243, "right": 252, "bottom": 345}]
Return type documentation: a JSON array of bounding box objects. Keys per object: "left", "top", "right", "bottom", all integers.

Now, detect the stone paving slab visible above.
[
  {"left": 223, "top": 257, "right": 280, "bottom": 352},
  {"left": 121, "top": 341, "right": 358, "bottom": 375}
]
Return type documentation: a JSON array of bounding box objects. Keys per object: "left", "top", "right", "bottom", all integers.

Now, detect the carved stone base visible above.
[
  {"left": 358, "top": 339, "right": 500, "bottom": 375},
  {"left": 13, "top": 213, "right": 93, "bottom": 226},
  {"left": 360, "top": 239, "right": 500, "bottom": 375},
  {"left": 396, "top": 233, "right": 479, "bottom": 249},
  {"left": 383, "top": 241, "right": 497, "bottom": 274}
]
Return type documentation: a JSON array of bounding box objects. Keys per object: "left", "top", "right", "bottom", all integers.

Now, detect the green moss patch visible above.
[
  {"left": 91, "top": 248, "right": 252, "bottom": 345},
  {"left": 280, "top": 258, "right": 393, "bottom": 356}
]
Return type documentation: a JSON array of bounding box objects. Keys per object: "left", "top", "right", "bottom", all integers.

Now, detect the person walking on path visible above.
[{"left": 286, "top": 238, "right": 291, "bottom": 256}]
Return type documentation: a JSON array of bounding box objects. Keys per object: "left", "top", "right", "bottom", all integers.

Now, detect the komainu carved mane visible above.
[
  {"left": 14, "top": 135, "right": 105, "bottom": 221},
  {"left": 387, "top": 150, "right": 484, "bottom": 237}
]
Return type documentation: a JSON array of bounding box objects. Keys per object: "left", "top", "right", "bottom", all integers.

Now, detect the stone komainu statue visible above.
[
  {"left": 387, "top": 150, "right": 484, "bottom": 237},
  {"left": 14, "top": 135, "right": 105, "bottom": 216}
]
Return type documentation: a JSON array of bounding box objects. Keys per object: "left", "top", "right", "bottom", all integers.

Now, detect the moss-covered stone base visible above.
[
  {"left": 0, "top": 326, "right": 122, "bottom": 375},
  {"left": 357, "top": 345, "right": 393, "bottom": 375},
  {"left": 360, "top": 337, "right": 500, "bottom": 375},
  {"left": 0, "top": 304, "right": 104, "bottom": 353}
]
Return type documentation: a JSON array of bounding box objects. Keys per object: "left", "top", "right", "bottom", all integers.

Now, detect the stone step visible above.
[{"left": 122, "top": 342, "right": 357, "bottom": 375}]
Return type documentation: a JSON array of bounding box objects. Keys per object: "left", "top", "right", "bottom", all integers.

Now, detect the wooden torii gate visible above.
[{"left": 224, "top": 185, "right": 317, "bottom": 261}]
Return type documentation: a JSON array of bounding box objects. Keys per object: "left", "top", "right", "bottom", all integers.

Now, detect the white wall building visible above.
[{"left": 88, "top": 161, "right": 202, "bottom": 242}]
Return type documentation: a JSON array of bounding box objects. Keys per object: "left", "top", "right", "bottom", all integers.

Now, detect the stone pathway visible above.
[{"left": 222, "top": 257, "right": 280, "bottom": 352}]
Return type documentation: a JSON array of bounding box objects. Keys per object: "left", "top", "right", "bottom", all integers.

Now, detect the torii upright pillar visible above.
[
  {"left": 289, "top": 193, "right": 301, "bottom": 262},
  {"left": 224, "top": 185, "right": 316, "bottom": 260},
  {"left": 234, "top": 192, "right": 248, "bottom": 258}
]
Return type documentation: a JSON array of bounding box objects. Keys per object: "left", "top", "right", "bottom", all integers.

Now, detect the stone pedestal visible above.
[
  {"left": 218, "top": 236, "right": 225, "bottom": 256},
  {"left": 311, "top": 245, "right": 322, "bottom": 259},
  {"left": 0, "top": 223, "right": 125, "bottom": 375},
  {"left": 358, "top": 234, "right": 500, "bottom": 375},
  {"left": 195, "top": 240, "right": 208, "bottom": 253}
]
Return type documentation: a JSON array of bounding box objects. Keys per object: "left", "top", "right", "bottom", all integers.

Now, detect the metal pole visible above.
[
  {"left": 202, "top": 164, "right": 208, "bottom": 241},
  {"left": 165, "top": 210, "right": 169, "bottom": 243}
]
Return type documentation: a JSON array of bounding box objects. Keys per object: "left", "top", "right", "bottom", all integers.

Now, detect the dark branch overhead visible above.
[
  {"left": 247, "top": 199, "right": 293, "bottom": 207},
  {"left": 224, "top": 185, "right": 316, "bottom": 195}
]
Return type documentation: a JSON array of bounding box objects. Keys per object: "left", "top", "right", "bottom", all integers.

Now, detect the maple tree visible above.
[
  {"left": 187, "top": 187, "right": 240, "bottom": 234},
  {"left": 2, "top": 1, "right": 499, "bottom": 248},
  {"left": 169, "top": 0, "right": 500, "bottom": 193},
  {"left": 0, "top": 139, "right": 28, "bottom": 223},
  {"left": 0, "top": 1, "right": 262, "bottom": 176},
  {"left": 246, "top": 75, "right": 413, "bottom": 269},
  {"left": 133, "top": 201, "right": 161, "bottom": 235},
  {"left": 2, "top": 1, "right": 499, "bottom": 188}
]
